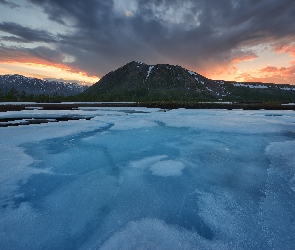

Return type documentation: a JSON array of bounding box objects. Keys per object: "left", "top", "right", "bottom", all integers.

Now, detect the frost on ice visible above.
[
  {"left": 150, "top": 160, "right": 185, "bottom": 176},
  {"left": 0, "top": 107, "right": 295, "bottom": 249}
]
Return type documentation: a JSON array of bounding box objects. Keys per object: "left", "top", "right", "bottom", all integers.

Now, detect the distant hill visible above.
[
  {"left": 0, "top": 74, "right": 88, "bottom": 97},
  {"left": 82, "top": 61, "right": 219, "bottom": 101},
  {"left": 82, "top": 61, "right": 295, "bottom": 102}
]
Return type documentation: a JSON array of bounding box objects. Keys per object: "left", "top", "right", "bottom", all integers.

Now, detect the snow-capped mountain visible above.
[{"left": 0, "top": 74, "right": 88, "bottom": 96}]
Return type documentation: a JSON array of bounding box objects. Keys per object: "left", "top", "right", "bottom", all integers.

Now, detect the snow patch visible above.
[
  {"left": 233, "top": 83, "right": 268, "bottom": 89},
  {"left": 146, "top": 66, "right": 154, "bottom": 79},
  {"left": 279, "top": 87, "right": 295, "bottom": 91},
  {"left": 150, "top": 160, "right": 185, "bottom": 176},
  {"left": 188, "top": 70, "right": 197, "bottom": 76}
]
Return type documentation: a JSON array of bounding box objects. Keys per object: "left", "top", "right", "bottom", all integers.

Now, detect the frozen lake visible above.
[{"left": 0, "top": 107, "right": 295, "bottom": 249}]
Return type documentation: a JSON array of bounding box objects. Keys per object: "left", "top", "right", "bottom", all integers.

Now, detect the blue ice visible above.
[{"left": 0, "top": 108, "right": 295, "bottom": 249}]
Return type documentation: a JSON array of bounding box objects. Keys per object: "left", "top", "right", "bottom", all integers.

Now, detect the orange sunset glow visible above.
[
  {"left": 0, "top": 62, "right": 99, "bottom": 85},
  {"left": 1, "top": 0, "right": 295, "bottom": 85}
]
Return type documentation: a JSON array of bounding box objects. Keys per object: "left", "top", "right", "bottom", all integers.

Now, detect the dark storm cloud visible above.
[
  {"left": 0, "top": 0, "right": 19, "bottom": 9},
  {"left": 0, "top": 22, "right": 56, "bottom": 43},
  {"left": 1, "top": 36, "right": 29, "bottom": 43},
  {"left": 0, "top": 45, "right": 66, "bottom": 63},
  {"left": 2, "top": 0, "right": 295, "bottom": 77},
  {"left": 132, "top": 0, "right": 295, "bottom": 66},
  {"left": 28, "top": 0, "right": 117, "bottom": 30}
]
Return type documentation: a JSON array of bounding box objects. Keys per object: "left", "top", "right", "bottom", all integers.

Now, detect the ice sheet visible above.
[
  {"left": 99, "top": 218, "right": 230, "bottom": 250},
  {"left": 0, "top": 107, "right": 295, "bottom": 249},
  {"left": 129, "top": 155, "right": 168, "bottom": 169}
]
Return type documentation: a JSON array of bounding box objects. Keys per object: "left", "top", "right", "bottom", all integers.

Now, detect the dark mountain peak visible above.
[{"left": 83, "top": 61, "right": 228, "bottom": 101}]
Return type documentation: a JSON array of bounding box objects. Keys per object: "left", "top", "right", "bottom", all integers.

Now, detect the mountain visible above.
[
  {"left": 0, "top": 74, "right": 88, "bottom": 97},
  {"left": 82, "top": 61, "right": 220, "bottom": 101},
  {"left": 82, "top": 61, "right": 295, "bottom": 102}
]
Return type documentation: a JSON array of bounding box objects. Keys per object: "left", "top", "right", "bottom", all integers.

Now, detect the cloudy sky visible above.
[{"left": 0, "top": 0, "right": 295, "bottom": 85}]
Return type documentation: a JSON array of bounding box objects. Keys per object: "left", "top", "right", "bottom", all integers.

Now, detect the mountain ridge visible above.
[
  {"left": 82, "top": 61, "right": 295, "bottom": 102},
  {"left": 0, "top": 74, "right": 88, "bottom": 97}
]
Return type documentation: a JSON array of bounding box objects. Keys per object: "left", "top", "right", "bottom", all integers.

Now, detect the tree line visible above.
[{"left": 0, "top": 88, "right": 76, "bottom": 102}]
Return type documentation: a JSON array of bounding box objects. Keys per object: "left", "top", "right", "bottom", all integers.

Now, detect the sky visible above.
[{"left": 0, "top": 0, "right": 295, "bottom": 85}]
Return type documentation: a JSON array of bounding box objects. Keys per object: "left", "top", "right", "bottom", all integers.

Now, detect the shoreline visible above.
[{"left": 1, "top": 101, "right": 295, "bottom": 112}]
